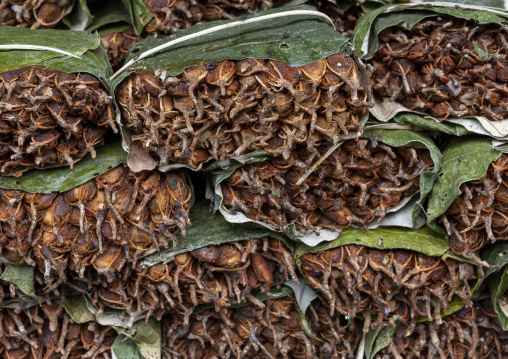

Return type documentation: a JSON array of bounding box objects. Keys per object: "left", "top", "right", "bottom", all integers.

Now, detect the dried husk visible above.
[
  {"left": 366, "top": 299, "right": 508, "bottom": 359},
  {"left": 111, "top": 6, "right": 369, "bottom": 172},
  {"left": 209, "top": 129, "right": 441, "bottom": 245},
  {"left": 0, "top": 27, "right": 117, "bottom": 176},
  {"left": 353, "top": 2, "right": 508, "bottom": 140},
  {"left": 0, "top": 0, "right": 73, "bottom": 29},
  {"left": 161, "top": 291, "right": 363, "bottom": 359},
  {"left": 295, "top": 226, "right": 478, "bottom": 334}
]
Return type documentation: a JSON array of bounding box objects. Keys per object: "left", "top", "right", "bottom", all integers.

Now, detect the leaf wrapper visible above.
[
  {"left": 352, "top": 2, "right": 508, "bottom": 139},
  {"left": 210, "top": 129, "right": 442, "bottom": 246}
]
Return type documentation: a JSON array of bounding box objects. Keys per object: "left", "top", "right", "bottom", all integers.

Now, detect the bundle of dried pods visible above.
[
  {"left": 37, "top": 237, "right": 296, "bottom": 325},
  {"left": 162, "top": 294, "right": 362, "bottom": 359},
  {"left": 0, "top": 303, "right": 117, "bottom": 359},
  {"left": 374, "top": 300, "right": 508, "bottom": 358},
  {"left": 141, "top": 0, "right": 281, "bottom": 36},
  {"left": 100, "top": 28, "right": 139, "bottom": 71},
  {"left": 221, "top": 138, "right": 432, "bottom": 234},
  {"left": 0, "top": 66, "right": 117, "bottom": 176},
  {"left": 440, "top": 154, "right": 508, "bottom": 264},
  {"left": 0, "top": 0, "right": 72, "bottom": 28},
  {"left": 371, "top": 16, "right": 508, "bottom": 121},
  {"left": 300, "top": 244, "right": 477, "bottom": 333},
  {"left": 0, "top": 164, "right": 192, "bottom": 283},
  {"left": 115, "top": 55, "right": 368, "bottom": 168},
  {"left": 308, "top": 1, "right": 363, "bottom": 38}
]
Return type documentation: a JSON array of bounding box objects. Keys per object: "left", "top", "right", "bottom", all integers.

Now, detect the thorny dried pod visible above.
[
  {"left": 0, "top": 27, "right": 118, "bottom": 176},
  {"left": 111, "top": 6, "right": 370, "bottom": 172},
  {"left": 368, "top": 300, "right": 508, "bottom": 359},
  {"left": 0, "top": 140, "right": 192, "bottom": 287},
  {"left": 354, "top": 3, "right": 508, "bottom": 139},
  {"left": 162, "top": 291, "right": 363, "bottom": 359},
  {"left": 296, "top": 226, "right": 478, "bottom": 334},
  {"left": 0, "top": 0, "right": 73, "bottom": 28},
  {"left": 36, "top": 202, "right": 298, "bottom": 325},
  {"left": 210, "top": 130, "right": 441, "bottom": 244},
  {"left": 0, "top": 302, "right": 118, "bottom": 359},
  {"left": 427, "top": 136, "right": 508, "bottom": 269}
]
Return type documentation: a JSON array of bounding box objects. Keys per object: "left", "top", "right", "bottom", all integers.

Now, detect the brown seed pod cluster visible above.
[
  {"left": 221, "top": 138, "right": 432, "bottom": 234},
  {"left": 300, "top": 244, "right": 477, "bottom": 333},
  {"left": 308, "top": 1, "right": 364, "bottom": 38},
  {"left": 52, "top": 238, "right": 296, "bottom": 325},
  {"left": 0, "top": 165, "right": 192, "bottom": 284},
  {"left": 0, "top": 0, "right": 72, "bottom": 28},
  {"left": 375, "top": 300, "right": 508, "bottom": 359},
  {"left": 441, "top": 154, "right": 508, "bottom": 266},
  {"left": 0, "top": 66, "right": 117, "bottom": 176},
  {"left": 142, "top": 0, "right": 279, "bottom": 35},
  {"left": 371, "top": 17, "right": 508, "bottom": 122},
  {"left": 100, "top": 28, "right": 139, "bottom": 71},
  {"left": 162, "top": 294, "right": 362, "bottom": 359},
  {"left": 0, "top": 303, "right": 117, "bottom": 359},
  {"left": 115, "top": 55, "right": 369, "bottom": 168}
]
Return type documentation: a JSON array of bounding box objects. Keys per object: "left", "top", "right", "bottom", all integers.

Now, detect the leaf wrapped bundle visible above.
[
  {"left": 162, "top": 293, "right": 362, "bottom": 359},
  {"left": 372, "top": 300, "right": 508, "bottom": 359},
  {"left": 0, "top": 65, "right": 117, "bottom": 176},
  {"left": 0, "top": 164, "right": 192, "bottom": 283},
  {"left": 0, "top": 303, "right": 117, "bottom": 359},
  {"left": 217, "top": 133, "right": 434, "bottom": 236},
  {"left": 115, "top": 54, "right": 368, "bottom": 169},
  {"left": 0, "top": 0, "right": 72, "bottom": 28},
  {"left": 370, "top": 16, "right": 508, "bottom": 122}
]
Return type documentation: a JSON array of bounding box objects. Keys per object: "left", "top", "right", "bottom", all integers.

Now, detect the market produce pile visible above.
[{"left": 2, "top": 1, "right": 508, "bottom": 359}]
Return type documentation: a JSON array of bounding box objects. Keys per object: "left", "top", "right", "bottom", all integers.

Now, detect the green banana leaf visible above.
[
  {"left": 0, "top": 139, "right": 127, "bottom": 194},
  {"left": 210, "top": 129, "right": 442, "bottom": 246},
  {"left": 426, "top": 136, "right": 504, "bottom": 229},
  {"left": 140, "top": 200, "right": 292, "bottom": 268},
  {"left": 0, "top": 26, "right": 112, "bottom": 88},
  {"left": 111, "top": 5, "right": 348, "bottom": 88},
  {"left": 352, "top": 2, "right": 508, "bottom": 139}
]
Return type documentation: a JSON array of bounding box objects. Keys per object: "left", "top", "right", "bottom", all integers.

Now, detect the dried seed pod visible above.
[
  {"left": 115, "top": 54, "right": 369, "bottom": 168},
  {"left": 220, "top": 138, "right": 433, "bottom": 235},
  {"left": 0, "top": 164, "right": 192, "bottom": 282},
  {"left": 0, "top": 0, "right": 72, "bottom": 28},
  {"left": 0, "top": 303, "right": 117, "bottom": 359},
  {"left": 307, "top": 1, "right": 364, "bottom": 38},
  {"left": 300, "top": 244, "right": 477, "bottom": 333},
  {"left": 0, "top": 66, "right": 117, "bottom": 176},
  {"left": 161, "top": 294, "right": 362, "bottom": 359},
  {"left": 371, "top": 16, "right": 508, "bottom": 122},
  {"left": 440, "top": 154, "right": 508, "bottom": 266},
  {"left": 100, "top": 28, "right": 139, "bottom": 71},
  {"left": 375, "top": 300, "right": 508, "bottom": 358}
]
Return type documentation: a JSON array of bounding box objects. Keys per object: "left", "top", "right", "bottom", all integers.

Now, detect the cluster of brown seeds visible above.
[
  {"left": 115, "top": 55, "right": 369, "bottom": 168},
  {"left": 0, "top": 66, "right": 117, "bottom": 176},
  {"left": 0, "top": 165, "right": 192, "bottom": 284},
  {"left": 162, "top": 294, "right": 362, "bottom": 359},
  {"left": 376, "top": 300, "right": 508, "bottom": 359},
  {"left": 100, "top": 28, "right": 139, "bottom": 71},
  {"left": 0, "top": 303, "right": 117, "bottom": 359},
  {"left": 221, "top": 138, "right": 432, "bottom": 234},
  {"left": 142, "top": 0, "right": 280, "bottom": 36},
  {"left": 371, "top": 17, "right": 508, "bottom": 121},
  {"left": 0, "top": 0, "right": 72, "bottom": 28},
  {"left": 38, "top": 237, "right": 296, "bottom": 325},
  {"left": 441, "top": 154, "right": 508, "bottom": 266},
  {"left": 300, "top": 244, "right": 477, "bottom": 333},
  {"left": 308, "top": 1, "right": 363, "bottom": 38}
]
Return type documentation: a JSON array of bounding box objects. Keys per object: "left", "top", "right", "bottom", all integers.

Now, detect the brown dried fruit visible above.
[{"left": 0, "top": 0, "right": 72, "bottom": 28}]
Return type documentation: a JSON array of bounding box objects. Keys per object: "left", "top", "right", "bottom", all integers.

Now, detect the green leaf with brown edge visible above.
[
  {"left": 0, "top": 263, "right": 40, "bottom": 300},
  {"left": 0, "top": 139, "right": 127, "bottom": 194},
  {"left": 365, "top": 326, "right": 397, "bottom": 359},
  {"left": 111, "top": 5, "right": 349, "bottom": 89},
  {"left": 392, "top": 113, "right": 472, "bottom": 136},
  {"left": 121, "top": 0, "right": 154, "bottom": 35},
  {"left": 139, "top": 200, "right": 292, "bottom": 268},
  {"left": 426, "top": 136, "right": 503, "bottom": 226},
  {"left": 0, "top": 27, "right": 112, "bottom": 88}
]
